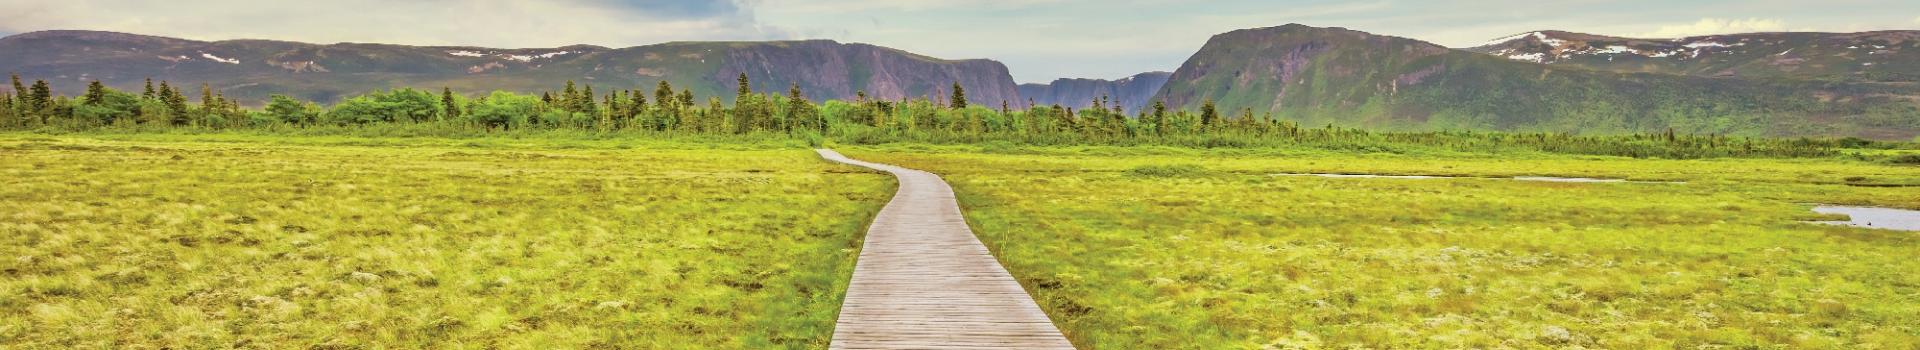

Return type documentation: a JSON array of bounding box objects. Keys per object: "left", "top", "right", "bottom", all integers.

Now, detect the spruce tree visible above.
[
  {"left": 736, "top": 73, "right": 752, "bottom": 98},
  {"left": 10, "top": 74, "right": 25, "bottom": 102},
  {"left": 581, "top": 85, "right": 596, "bottom": 115},
  {"left": 142, "top": 78, "right": 155, "bottom": 99},
  {"left": 200, "top": 83, "right": 215, "bottom": 112},
  {"left": 85, "top": 81, "right": 107, "bottom": 106},
  {"left": 28, "top": 79, "right": 52, "bottom": 113},
  {"left": 949, "top": 82, "right": 967, "bottom": 109},
  {"left": 1200, "top": 98, "right": 1218, "bottom": 128},
  {"left": 787, "top": 83, "right": 816, "bottom": 132},
  {"left": 441, "top": 87, "right": 461, "bottom": 120},
  {"left": 561, "top": 81, "right": 579, "bottom": 111},
  {"left": 1151, "top": 100, "right": 1168, "bottom": 135},
  {"left": 655, "top": 80, "right": 675, "bottom": 112},
  {"left": 159, "top": 82, "right": 189, "bottom": 125}
]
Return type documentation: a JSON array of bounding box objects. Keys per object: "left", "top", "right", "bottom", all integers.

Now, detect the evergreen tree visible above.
[
  {"left": 580, "top": 84, "right": 597, "bottom": 115},
  {"left": 949, "top": 82, "right": 967, "bottom": 109},
  {"left": 85, "top": 81, "right": 107, "bottom": 106},
  {"left": 142, "top": 78, "right": 155, "bottom": 99},
  {"left": 10, "top": 74, "right": 26, "bottom": 102},
  {"left": 562, "top": 80, "right": 578, "bottom": 108},
  {"left": 1200, "top": 98, "right": 1218, "bottom": 128},
  {"left": 655, "top": 81, "right": 675, "bottom": 111},
  {"left": 787, "top": 83, "right": 822, "bottom": 132},
  {"left": 441, "top": 87, "right": 461, "bottom": 120},
  {"left": 200, "top": 84, "right": 216, "bottom": 116},
  {"left": 736, "top": 73, "right": 752, "bottom": 99},
  {"left": 629, "top": 89, "right": 647, "bottom": 113},
  {"left": 28, "top": 79, "right": 52, "bottom": 122},
  {"left": 159, "top": 82, "right": 189, "bottom": 125},
  {"left": 1151, "top": 100, "right": 1168, "bottom": 135}
]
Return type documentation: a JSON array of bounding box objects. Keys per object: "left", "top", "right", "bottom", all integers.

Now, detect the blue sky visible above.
[{"left": 3, "top": 0, "right": 1917, "bottom": 83}]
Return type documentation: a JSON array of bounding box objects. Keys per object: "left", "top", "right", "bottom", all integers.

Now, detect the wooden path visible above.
[{"left": 816, "top": 149, "right": 1076, "bottom": 350}]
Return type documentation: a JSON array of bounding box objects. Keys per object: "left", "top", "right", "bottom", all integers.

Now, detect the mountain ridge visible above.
[
  {"left": 1017, "top": 71, "right": 1171, "bottom": 114},
  {"left": 0, "top": 30, "right": 1026, "bottom": 107},
  {"left": 1463, "top": 29, "right": 1920, "bottom": 82},
  {"left": 1148, "top": 24, "right": 1920, "bottom": 140}
]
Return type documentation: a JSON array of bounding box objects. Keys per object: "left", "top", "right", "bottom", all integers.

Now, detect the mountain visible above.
[
  {"left": 0, "top": 30, "right": 1025, "bottom": 106},
  {"left": 1017, "top": 72, "right": 1171, "bottom": 114},
  {"left": 1465, "top": 30, "right": 1920, "bottom": 82},
  {"left": 1151, "top": 24, "right": 1920, "bottom": 140}
]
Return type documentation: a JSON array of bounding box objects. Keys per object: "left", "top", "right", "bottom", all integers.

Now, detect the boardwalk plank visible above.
[{"left": 818, "top": 149, "right": 1076, "bottom": 350}]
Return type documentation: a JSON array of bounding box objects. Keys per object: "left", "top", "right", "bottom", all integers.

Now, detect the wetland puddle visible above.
[{"left": 1811, "top": 205, "right": 1920, "bottom": 231}]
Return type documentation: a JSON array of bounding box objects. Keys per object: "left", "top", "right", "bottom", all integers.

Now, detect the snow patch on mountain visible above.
[
  {"left": 1504, "top": 52, "right": 1546, "bottom": 63},
  {"left": 447, "top": 50, "right": 486, "bottom": 57},
  {"left": 502, "top": 51, "right": 574, "bottom": 62},
  {"left": 200, "top": 52, "right": 239, "bottom": 64},
  {"left": 1594, "top": 46, "right": 1633, "bottom": 54}
]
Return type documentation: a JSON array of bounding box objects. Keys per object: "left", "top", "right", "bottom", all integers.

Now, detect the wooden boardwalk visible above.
[{"left": 817, "top": 149, "right": 1076, "bottom": 350}]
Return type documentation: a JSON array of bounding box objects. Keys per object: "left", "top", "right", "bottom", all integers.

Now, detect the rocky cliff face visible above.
[
  {"left": 1017, "top": 71, "right": 1170, "bottom": 114},
  {"left": 707, "top": 40, "right": 1023, "bottom": 107},
  {"left": 1150, "top": 24, "right": 1920, "bottom": 140},
  {"left": 0, "top": 30, "right": 1024, "bottom": 106}
]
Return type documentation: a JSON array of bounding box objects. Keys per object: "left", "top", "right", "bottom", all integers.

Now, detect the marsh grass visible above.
[
  {"left": 847, "top": 144, "right": 1920, "bottom": 349},
  {"left": 0, "top": 134, "right": 891, "bottom": 349}
]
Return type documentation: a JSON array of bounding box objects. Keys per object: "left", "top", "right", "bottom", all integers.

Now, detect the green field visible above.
[
  {"left": 843, "top": 144, "right": 1920, "bottom": 349},
  {"left": 0, "top": 134, "right": 891, "bottom": 349},
  {"left": 3, "top": 133, "right": 1918, "bottom": 349}
]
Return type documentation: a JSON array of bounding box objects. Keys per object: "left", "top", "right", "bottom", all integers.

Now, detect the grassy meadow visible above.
[
  {"left": 0, "top": 134, "right": 892, "bottom": 349},
  {"left": 843, "top": 144, "right": 1920, "bottom": 349}
]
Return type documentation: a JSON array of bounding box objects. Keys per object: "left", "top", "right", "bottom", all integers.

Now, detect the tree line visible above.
[{"left": 0, "top": 73, "right": 1884, "bottom": 159}]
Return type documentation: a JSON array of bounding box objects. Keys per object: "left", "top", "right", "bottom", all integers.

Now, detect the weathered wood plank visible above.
[{"left": 818, "top": 149, "right": 1076, "bottom": 350}]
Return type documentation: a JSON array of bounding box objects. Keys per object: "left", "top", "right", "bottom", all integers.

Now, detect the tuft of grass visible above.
[{"left": 1125, "top": 164, "right": 1212, "bottom": 178}]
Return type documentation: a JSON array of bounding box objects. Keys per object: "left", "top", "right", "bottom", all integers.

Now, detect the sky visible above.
[{"left": 2, "top": 0, "right": 1917, "bottom": 83}]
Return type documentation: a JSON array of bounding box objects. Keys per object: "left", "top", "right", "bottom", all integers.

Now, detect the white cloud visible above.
[
  {"left": 1913, "top": 16, "right": 1920, "bottom": 25},
  {"left": 1637, "top": 18, "right": 1789, "bottom": 38},
  {"left": 0, "top": 0, "right": 789, "bottom": 48}
]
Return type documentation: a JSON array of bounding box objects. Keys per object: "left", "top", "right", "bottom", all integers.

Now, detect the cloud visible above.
[
  {"left": 1913, "top": 16, "right": 1920, "bottom": 25},
  {"left": 1637, "top": 18, "right": 1788, "bottom": 38},
  {"left": 0, "top": 0, "right": 789, "bottom": 47}
]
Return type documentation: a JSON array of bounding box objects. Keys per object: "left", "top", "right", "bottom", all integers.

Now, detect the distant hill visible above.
[
  {"left": 1465, "top": 30, "right": 1920, "bottom": 82},
  {"left": 1017, "top": 72, "right": 1171, "bottom": 114},
  {"left": 0, "top": 30, "right": 1025, "bottom": 106},
  {"left": 1150, "top": 24, "right": 1920, "bottom": 140}
]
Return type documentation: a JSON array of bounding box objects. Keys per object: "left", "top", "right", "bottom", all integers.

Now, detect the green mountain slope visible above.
[
  {"left": 1152, "top": 24, "right": 1920, "bottom": 140},
  {"left": 0, "top": 30, "right": 1025, "bottom": 106}
]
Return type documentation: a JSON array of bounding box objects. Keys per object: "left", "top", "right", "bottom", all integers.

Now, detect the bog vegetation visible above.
[
  {"left": 0, "top": 135, "right": 891, "bottom": 349},
  {"left": 1, "top": 74, "right": 1910, "bottom": 161},
  {"left": 844, "top": 144, "right": 1920, "bottom": 349}
]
